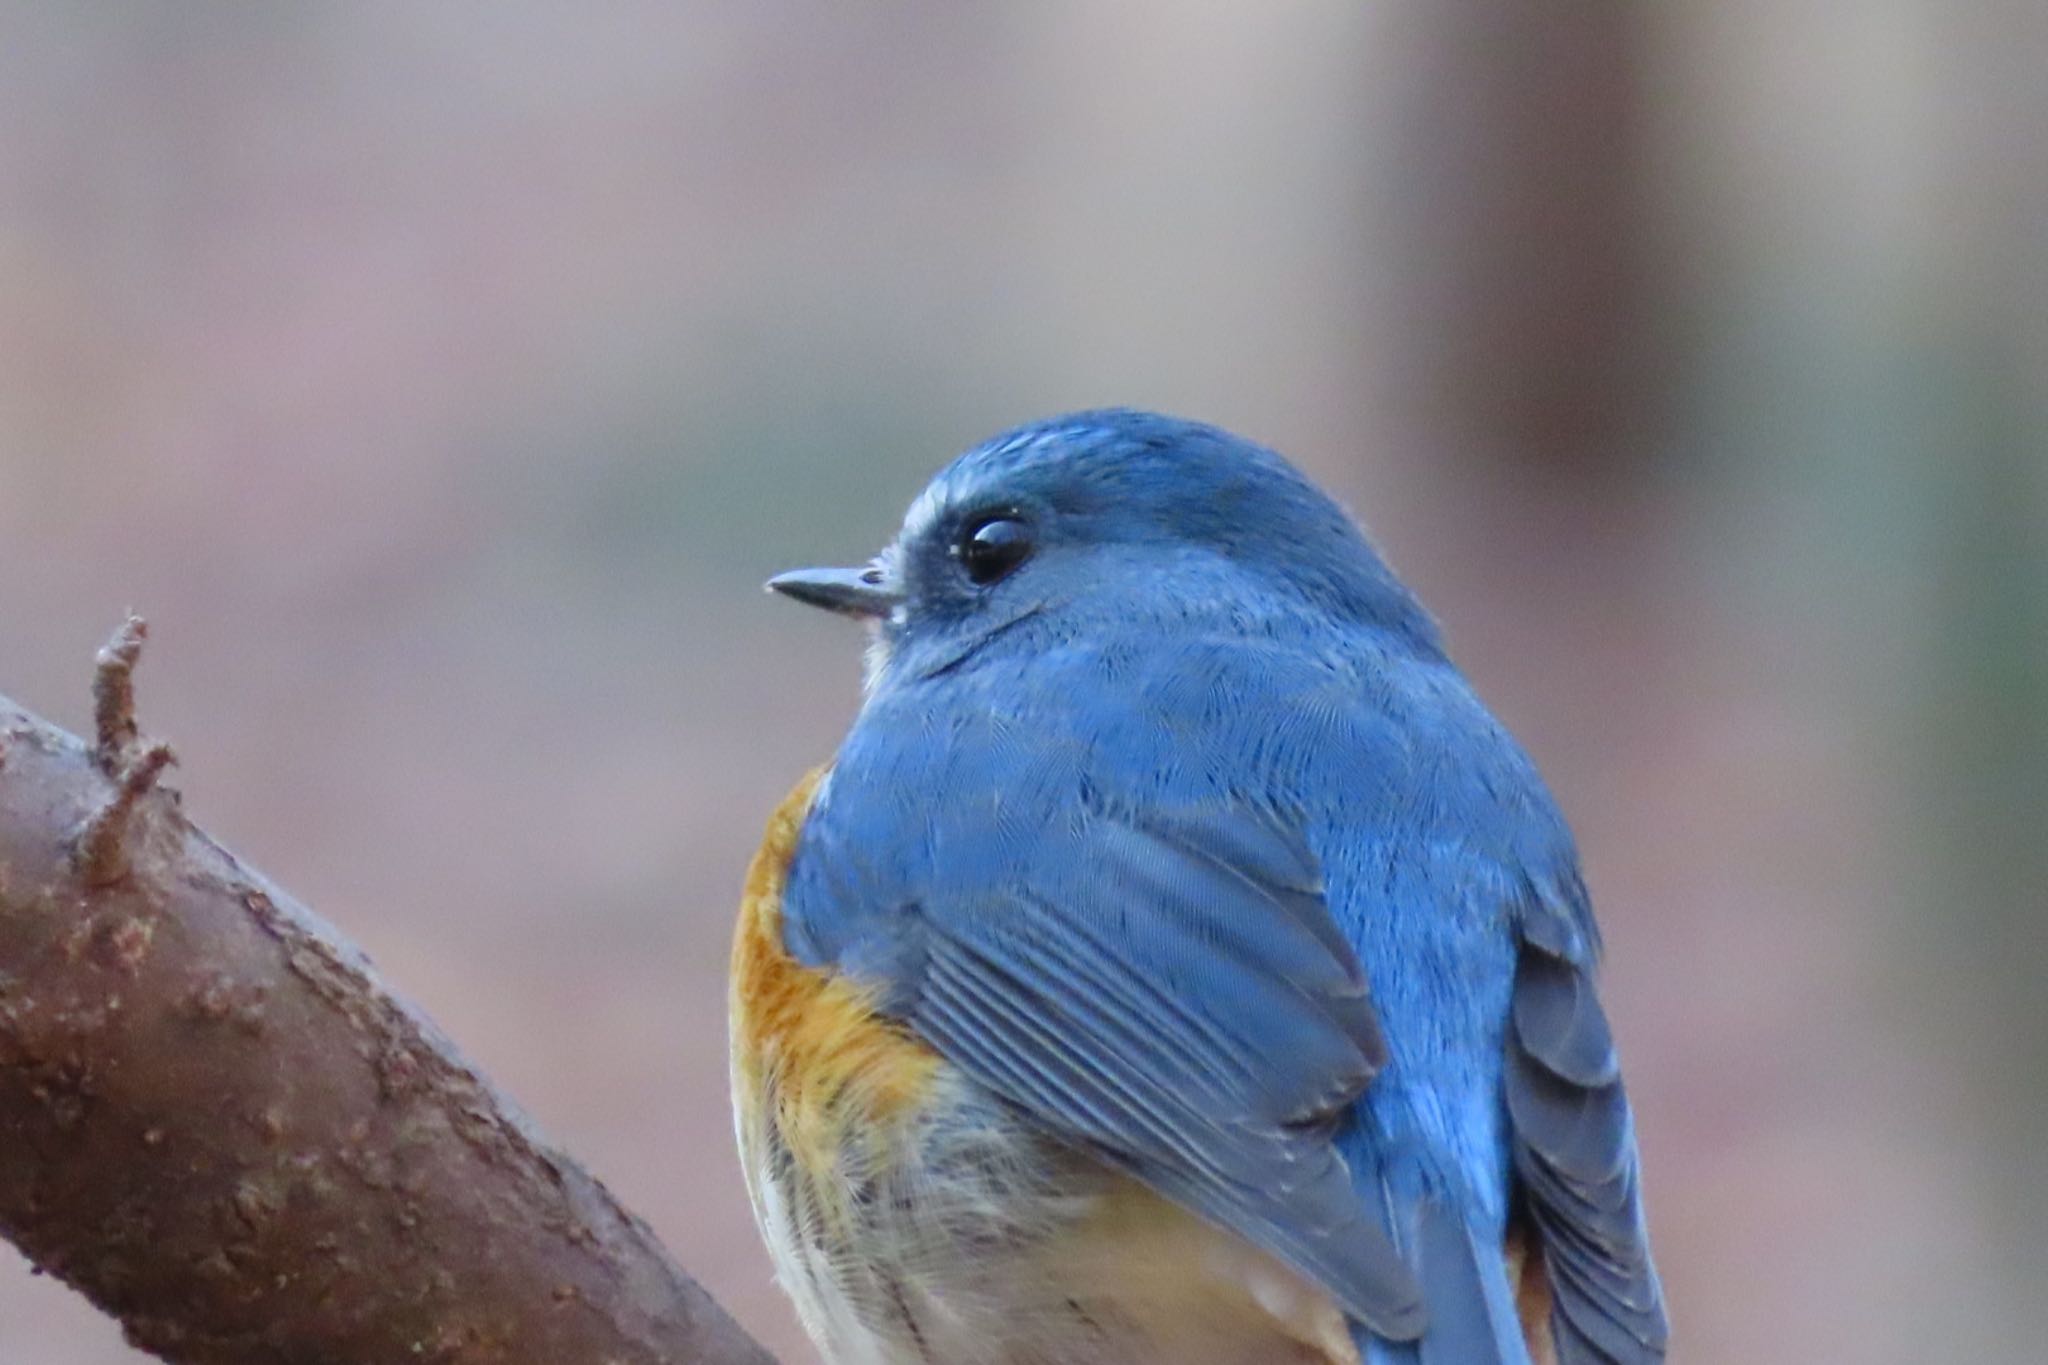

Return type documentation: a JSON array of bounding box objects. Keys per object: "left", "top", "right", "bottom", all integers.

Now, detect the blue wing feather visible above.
[
  {"left": 786, "top": 621, "right": 1662, "bottom": 1358},
  {"left": 789, "top": 642, "right": 1428, "bottom": 1337},
  {"left": 794, "top": 775, "right": 1426, "bottom": 1334},
  {"left": 1506, "top": 878, "right": 1669, "bottom": 1362}
]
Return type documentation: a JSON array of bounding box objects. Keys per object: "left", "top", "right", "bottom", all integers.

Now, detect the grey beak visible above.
[{"left": 766, "top": 565, "right": 903, "bottom": 619}]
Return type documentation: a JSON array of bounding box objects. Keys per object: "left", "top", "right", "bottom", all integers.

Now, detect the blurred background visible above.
[{"left": 1, "top": 3, "right": 2042, "bottom": 1361}]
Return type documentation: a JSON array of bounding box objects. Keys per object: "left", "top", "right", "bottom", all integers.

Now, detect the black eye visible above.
[{"left": 956, "top": 515, "right": 1034, "bottom": 586}]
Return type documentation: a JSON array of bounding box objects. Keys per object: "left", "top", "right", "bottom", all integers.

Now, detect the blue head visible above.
[{"left": 768, "top": 410, "right": 1442, "bottom": 689}]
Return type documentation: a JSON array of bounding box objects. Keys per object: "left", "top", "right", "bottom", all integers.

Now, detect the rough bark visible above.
[{"left": 0, "top": 618, "right": 776, "bottom": 1365}]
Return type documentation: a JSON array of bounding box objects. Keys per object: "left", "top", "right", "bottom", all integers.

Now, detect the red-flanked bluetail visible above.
[{"left": 732, "top": 411, "right": 1666, "bottom": 1365}]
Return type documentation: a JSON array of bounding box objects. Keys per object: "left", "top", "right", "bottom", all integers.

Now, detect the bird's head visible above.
[{"left": 768, "top": 409, "right": 1439, "bottom": 691}]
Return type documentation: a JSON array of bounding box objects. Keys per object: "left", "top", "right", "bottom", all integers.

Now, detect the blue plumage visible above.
[{"left": 767, "top": 410, "right": 1666, "bottom": 1363}]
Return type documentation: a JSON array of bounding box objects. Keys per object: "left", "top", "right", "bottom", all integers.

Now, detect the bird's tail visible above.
[{"left": 1357, "top": 1173, "right": 1536, "bottom": 1365}]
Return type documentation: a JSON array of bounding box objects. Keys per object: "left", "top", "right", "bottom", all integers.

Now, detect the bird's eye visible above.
[{"left": 956, "top": 515, "right": 1033, "bottom": 586}]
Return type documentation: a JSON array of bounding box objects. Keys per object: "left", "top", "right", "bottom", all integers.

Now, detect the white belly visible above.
[{"left": 741, "top": 1072, "right": 1355, "bottom": 1365}]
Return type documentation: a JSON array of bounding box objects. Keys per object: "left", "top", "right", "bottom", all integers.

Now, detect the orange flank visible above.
[
  {"left": 1507, "top": 1220, "right": 1558, "bottom": 1365},
  {"left": 730, "top": 768, "right": 942, "bottom": 1191}
]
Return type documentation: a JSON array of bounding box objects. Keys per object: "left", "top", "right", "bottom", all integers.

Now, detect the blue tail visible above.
[{"left": 1357, "top": 1178, "right": 1531, "bottom": 1365}]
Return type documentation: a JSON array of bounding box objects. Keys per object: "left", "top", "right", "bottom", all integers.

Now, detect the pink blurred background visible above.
[{"left": 2, "top": 5, "right": 2043, "bottom": 1362}]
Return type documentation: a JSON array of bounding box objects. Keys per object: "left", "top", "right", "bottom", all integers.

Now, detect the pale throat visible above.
[
  {"left": 860, "top": 617, "right": 900, "bottom": 695},
  {"left": 859, "top": 537, "right": 910, "bottom": 695}
]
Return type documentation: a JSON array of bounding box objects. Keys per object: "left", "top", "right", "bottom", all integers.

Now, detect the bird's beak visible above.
[{"left": 765, "top": 564, "right": 903, "bottom": 619}]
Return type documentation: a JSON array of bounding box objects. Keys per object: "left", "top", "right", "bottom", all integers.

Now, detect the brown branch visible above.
[
  {"left": 73, "top": 739, "right": 177, "bottom": 888},
  {"left": 0, "top": 621, "right": 776, "bottom": 1365},
  {"left": 91, "top": 612, "right": 148, "bottom": 769}
]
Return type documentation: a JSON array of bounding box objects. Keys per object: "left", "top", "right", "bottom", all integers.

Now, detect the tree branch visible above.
[{"left": 0, "top": 622, "right": 776, "bottom": 1365}]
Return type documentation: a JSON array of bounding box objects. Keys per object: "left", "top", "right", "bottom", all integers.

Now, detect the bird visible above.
[{"left": 730, "top": 410, "right": 1666, "bottom": 1365}]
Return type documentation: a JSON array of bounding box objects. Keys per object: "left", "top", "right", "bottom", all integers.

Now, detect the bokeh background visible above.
[{"left": 2, "top": 4, "right": 2043, "bottom": 1362}]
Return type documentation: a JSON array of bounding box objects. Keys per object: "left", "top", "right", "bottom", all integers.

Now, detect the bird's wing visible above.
[
  {"left": 787, "top": 733, "right": 1425, "bottom": 1340},
  {"left": 1506, "top": 869, "right": 1669, "bottom": 1363}
]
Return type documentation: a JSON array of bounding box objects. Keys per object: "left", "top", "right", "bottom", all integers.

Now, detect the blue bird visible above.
[{"left": 731, "top": 411, "right": 1666, "bottom": 1365}]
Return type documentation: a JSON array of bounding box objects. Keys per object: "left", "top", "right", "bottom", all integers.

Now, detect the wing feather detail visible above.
[{"left": 1507, "top": 881, "right": 1668, "bottom": 1363}]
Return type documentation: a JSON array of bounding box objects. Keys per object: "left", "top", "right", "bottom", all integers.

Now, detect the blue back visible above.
[{"left": 781, "top": 411, "right": 1666, "bottom": 1362}]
